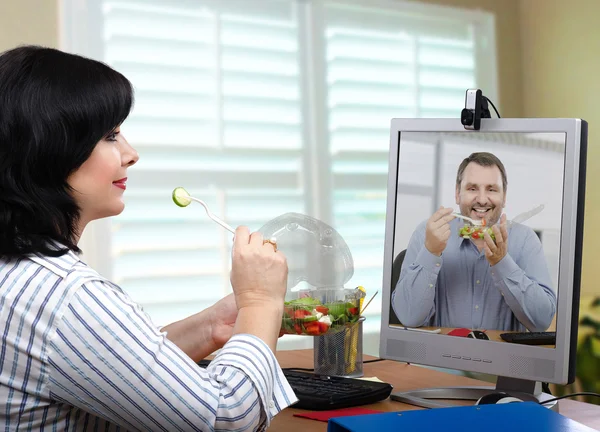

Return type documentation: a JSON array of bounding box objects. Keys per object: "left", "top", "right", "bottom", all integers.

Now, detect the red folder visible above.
[{"left": 293, "top": 407, "right": 383, "bottom": 423}]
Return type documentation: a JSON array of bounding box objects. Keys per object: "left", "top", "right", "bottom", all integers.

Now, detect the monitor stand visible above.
[{"left": 390, "top": 376, "right": 558, "bottom": 410}]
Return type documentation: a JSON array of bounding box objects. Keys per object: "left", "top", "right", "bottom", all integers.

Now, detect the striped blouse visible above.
[{"left": 0, "top": 250, "right": 297, "bottom": 431}]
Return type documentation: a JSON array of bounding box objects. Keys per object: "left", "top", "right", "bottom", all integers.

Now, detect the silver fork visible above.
[
  {"left": 453, "top": 204, "right": 545, "bottom": 228},
  {"left": 452, "top": 213, "right": 484, "bottom": 226}
]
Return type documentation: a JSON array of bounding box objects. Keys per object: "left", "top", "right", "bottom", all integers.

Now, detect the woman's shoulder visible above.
[
  {"left": 1, "top": 251, "right": 126, "bottom": 321},
  {"left": 0, "top": 252, "right": 108, "bottom": 330},
  {"left": 27, "top": 250, "right": 83, "bottom": 276},
  {"left": 16, "top": 249, "right": 119, "bottom": 293}
]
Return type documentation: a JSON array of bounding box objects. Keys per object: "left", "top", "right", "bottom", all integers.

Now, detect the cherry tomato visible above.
[
  {"left": 315, "top": 305, "right": 329, "bottom": 314},
  {"left": 317, "top": 321, "right": 330, "bottom": 334},
  {"left": 304, "top": 322, "right": 321, "bottom": 336},
  {"left": 293, "top": 309, "right": 311, "bottom": 319}
]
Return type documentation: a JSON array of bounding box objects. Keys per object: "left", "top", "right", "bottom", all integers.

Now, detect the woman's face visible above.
[{"left": 68, "top": 127, "right": 139, "bottom": 228}]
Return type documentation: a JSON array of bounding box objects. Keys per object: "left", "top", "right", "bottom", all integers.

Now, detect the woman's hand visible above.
[
  {"left": 208, "top": 293, "right": 238, "bottom": 349},
  {"left": 160, "top": 294, "right": 238, "bottom": 361},
  {"left": 230, "top": 227, "right": 288, "bottom": 310},
  {"left": 229, "top": 226, "right": 288, "bottom": 352}
]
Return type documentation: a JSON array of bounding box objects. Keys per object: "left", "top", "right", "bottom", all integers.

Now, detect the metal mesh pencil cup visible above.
[{"left": 313, "top": 317, "right": 365, "bottom": 378}]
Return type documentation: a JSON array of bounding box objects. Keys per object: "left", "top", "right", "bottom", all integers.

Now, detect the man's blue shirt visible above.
[{"left": 392, "top": 218, "right": 556, "bottom": 331}]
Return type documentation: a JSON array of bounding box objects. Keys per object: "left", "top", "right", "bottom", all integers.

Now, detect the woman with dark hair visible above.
[{"left": 0, "top": 46, "right": 296, "bottom": 431}]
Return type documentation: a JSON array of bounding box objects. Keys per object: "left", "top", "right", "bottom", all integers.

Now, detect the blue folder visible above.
[{"left": 327, "top": 402, "right": 596, "bottom": 432}]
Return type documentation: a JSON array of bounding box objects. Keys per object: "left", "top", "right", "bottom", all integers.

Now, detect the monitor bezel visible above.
[{"left": 379, "top": 118, "right": 586, "bottom": 385}]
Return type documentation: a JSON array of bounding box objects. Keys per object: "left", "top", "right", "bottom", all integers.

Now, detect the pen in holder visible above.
[{"left": 313, "top": 316, "right": 365, "bottom": 378}]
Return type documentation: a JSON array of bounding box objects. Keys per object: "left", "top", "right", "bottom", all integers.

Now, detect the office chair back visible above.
[{"left": 389, "top": 249, "right": 406, "bottom": 326}]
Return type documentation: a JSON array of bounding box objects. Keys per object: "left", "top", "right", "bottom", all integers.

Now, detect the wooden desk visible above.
[
  {"left": 270, "top": 349, "right": 600, "bottom": 431},
  {"left": 391, "top": 325, "right": 556, "bottom": 348}
]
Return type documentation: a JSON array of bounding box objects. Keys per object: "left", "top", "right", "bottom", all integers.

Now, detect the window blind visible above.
[
  {"left": 73, "top": 0, "right": 495, "bottom": 353},
  {"left": 101, "top": 0, "right": 307, "bottom": 329}
]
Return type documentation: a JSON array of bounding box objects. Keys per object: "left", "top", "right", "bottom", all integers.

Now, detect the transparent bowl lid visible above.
[{"left": 258, "top": 212, "right": 354, "bottom": 291}]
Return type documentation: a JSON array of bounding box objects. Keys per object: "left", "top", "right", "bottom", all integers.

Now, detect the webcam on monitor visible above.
[{"left": 461, "top": 89, "right": 495, "bottom": 130}]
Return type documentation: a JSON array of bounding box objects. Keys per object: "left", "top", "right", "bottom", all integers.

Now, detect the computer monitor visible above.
[{"left": 379, "top": 118, "right": 587, "bottom": 408}]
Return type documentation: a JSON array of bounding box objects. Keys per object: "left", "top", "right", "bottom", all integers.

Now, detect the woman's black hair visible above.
[{"left": 0, "top": 45, "right": 134, "bottom": 258}]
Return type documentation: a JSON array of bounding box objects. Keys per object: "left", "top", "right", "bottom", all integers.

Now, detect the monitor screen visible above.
[
  {"left": 379, "top": 118, "right": 587, "bottom": 388},
  {"left": 391, "top": 131, "right": 563, "bottom": 347}
]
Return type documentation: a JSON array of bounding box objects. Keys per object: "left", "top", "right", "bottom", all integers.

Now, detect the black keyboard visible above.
[
  {"left": 282, "top": 370, "right": 393, "bottom": 410},
  {"left": 500, "top": 331, "right": 556, "bottom": 345},
  {"left": 197, "top": 360, "right": 393, "bottom": 411}
]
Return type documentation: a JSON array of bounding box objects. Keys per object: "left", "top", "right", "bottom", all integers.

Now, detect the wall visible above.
[
  {"left": 420, "top": 0, "right": 523, "bottom": 117},
  {"left": 520, "top": 0, "right": 600, "bottom": 297},
  {"left": 0, "top": 0, "right": 59, "bottom": 51}
]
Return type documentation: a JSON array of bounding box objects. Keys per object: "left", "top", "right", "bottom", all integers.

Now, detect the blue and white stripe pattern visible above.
[{"left": 0, "top": 250, "right": 297, "bottom": 431}]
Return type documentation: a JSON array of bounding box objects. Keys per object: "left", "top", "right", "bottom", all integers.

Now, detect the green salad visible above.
[
  {"left": 458, "top": 224, "right": 495, "bottom": 241},
  {"left": 280, "top": 297, "right": 360, "bottom": 336}
]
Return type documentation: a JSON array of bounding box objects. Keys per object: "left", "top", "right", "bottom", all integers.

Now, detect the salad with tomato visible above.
[
  {"left": 458, "top": 223, "right": 495, "bottom": 241},
  {"left": 280, "top": 297, "right": 361, "bottom": 336}
]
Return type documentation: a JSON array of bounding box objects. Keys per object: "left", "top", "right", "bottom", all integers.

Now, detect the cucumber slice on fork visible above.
[{"left": 172, "top": 187, "right": 192, "bottom": 207}]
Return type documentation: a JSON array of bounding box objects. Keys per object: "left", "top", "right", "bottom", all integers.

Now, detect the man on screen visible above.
[{"left": 392, "top": 152, "right": 556, "bottom": 332}]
